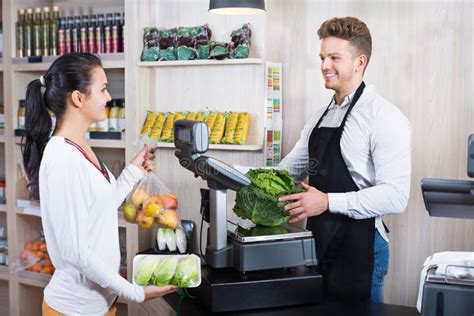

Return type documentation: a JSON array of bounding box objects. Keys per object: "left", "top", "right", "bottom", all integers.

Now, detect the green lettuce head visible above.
[
  {"left": 134, "top": 256, "right": 161, "bottom": 286},
  {"left": 171, "top": 256, "right": 200, "bottom": 288},
  {"left": 233, "top": 169, "right": 303, "bottom": 226},
  {"left": 152, "top": 256, "right": 179, "bottom": 286}
]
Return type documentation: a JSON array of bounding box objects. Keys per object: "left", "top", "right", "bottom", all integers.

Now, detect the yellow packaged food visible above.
[
  {"left": 149, "top": 112, "right": 167, "bottom": 140},
  {"left": 160, "top": 113, "right": 175, "bottom": 142},
  {"left": 222, "top": 112, "right": 239, "bottom": 144},
  {"left": 206, "top": 112, "right": 218, "bottom": 131},
  {"left": 140, "top": 111, "right": 158, "bottom": 135},
  {"left": 233, "top": 112, "right": 250, "bottom": 145},
  {"left": 170, "top": 112, "right": 185, "bottom": 141},
  {"left": 185, "top": 112, "right": 197, "bottom": 120},
  {"left": 209, "top": 112, "right": 226, "bottom": 144},
  {"left": 195, "top": 112, "right": 205, "bottom": 121}
]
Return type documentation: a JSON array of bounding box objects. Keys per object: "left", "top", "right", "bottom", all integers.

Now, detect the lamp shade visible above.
[{"left": 209, "top": 0, "right": 265, "bottom": 15}]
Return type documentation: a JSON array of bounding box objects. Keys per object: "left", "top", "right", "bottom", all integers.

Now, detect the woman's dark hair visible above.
[{"left": 22, "top": 53, "right": 102, "bottom": 199}]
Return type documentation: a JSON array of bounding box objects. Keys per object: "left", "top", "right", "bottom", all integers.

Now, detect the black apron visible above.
[{"left": 307, "top": 82, "right": 375, "bottom": 302}]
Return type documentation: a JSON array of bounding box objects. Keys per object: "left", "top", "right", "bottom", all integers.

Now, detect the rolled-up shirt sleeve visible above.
[{"left": 328, "top": 107, "right": 411, "bottom": 219}]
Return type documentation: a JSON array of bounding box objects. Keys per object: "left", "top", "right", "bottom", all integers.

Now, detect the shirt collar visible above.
[{"left": 328, "top": 90, "right": 357, "bottom": 109}]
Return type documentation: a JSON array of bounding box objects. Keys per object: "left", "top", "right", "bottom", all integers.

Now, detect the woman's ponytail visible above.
[{"left": 23, "top": 78, "right": 52, "bottom": 200}]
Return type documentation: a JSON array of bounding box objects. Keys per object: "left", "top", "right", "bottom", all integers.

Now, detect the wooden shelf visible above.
[
  {"left": 0, "top": 204, "right": 7, "bottom": 213},
  {"left": 15, "top": 136, "right": 125, "bottom": 149},
  {"left": 12, "top": 53, "right": 125, "bottom": 72},
  {"left": 138, "top": 58, "right": 265, "bottom": 68},
  {"left": 0, "top": 134, "right": 5, "bottom": 143},
  {"left": 155, "top": 141, "right": 263, "bottom": 151},
  {"left": 0, "top": 266, "right": 9, "bottom": 281},
  {"left": 17, "top": 270, "right": 51, "bottom": 288}
]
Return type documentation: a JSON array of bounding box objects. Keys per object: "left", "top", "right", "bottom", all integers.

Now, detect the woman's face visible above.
[{"left": 82, "top": 67, "right": 112, "bottom": 122}]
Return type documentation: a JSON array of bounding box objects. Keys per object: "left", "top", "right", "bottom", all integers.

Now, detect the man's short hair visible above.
[{"left": 317, "top": 17, "right": 372, "bottom": 68}]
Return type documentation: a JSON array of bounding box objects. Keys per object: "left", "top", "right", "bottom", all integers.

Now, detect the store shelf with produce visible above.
[
  {"left": 155, "top": 141, "right": 263, "bottom": 151},
  {"left": 12, "top": 53, "right": 125, "bottom": 72},
  {"left": 0, "top": 266, "right": 9, "bottom": 281},
  {"left": 138, "top": 58, "right": 265, "bottom": 68}
]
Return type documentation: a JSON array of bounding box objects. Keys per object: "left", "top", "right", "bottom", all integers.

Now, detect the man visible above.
[{"left": 278, "top": 17, "right": 411, "bottom": 303}]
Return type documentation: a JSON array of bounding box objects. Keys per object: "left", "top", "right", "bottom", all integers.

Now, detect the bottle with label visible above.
[
  {"left": 65, "top": 16, "right": 74, "bottom": 54},
  {"left": 104, "top": 13, "right": 113, "bottom": 54},
  {"left": 50, "top": 6, "right": 60, "bottom": 56},
  {"left": 58, "top": 17, "right": 66, "bottom": 55},
  {"left": 88, "top": 15, "right": 97, "bottom": 54},
  {"left": 96, "top": 102, "right": 110, "bottom": 132},
  {"left": 25, "top": 9, "right": 34, "bottom": 57},
  {"left": 95, "top": 14, "right": 105, "bottom": 54},
  {"left": 80, "top": 16, "right": 89, "bottom": 53},
  {"left": 18, "top": 100, "right": 26, "bottom": 129},
  {"left": 121, "top": 12, "right": 125, "bottom": 53},
  {"left": 42, "top": 7, "right": 50, "bottom": 56},
  {"left": 112, "top": 13, "right": 121, "bottom": 53},
  {"left": 72, "top": 16, "right": 81, "bottom": 53},
  {"left": 108, "top": 99, "right": 120, "bottom": 131},
  {"left": 118, "top": 98, "right": 126, "bottom": 132},
  {"left": 16, "top": 9, "right": 25, "bottom": 57},
  {"left": 33, "top": 8, "right": 42, "bottom": 56}
]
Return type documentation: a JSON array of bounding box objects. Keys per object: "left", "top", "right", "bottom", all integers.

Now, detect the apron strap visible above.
[{"left": 338, "top": 81, "right": 366, "bottom": 136}]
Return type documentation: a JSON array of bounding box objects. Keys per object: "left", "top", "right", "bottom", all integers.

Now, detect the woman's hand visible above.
[
  {"left": 131, "top": 144, "right": 156, "bottom": 173},
  {"left": 144, "top": 285, "right": 178, "bottom": 301}
]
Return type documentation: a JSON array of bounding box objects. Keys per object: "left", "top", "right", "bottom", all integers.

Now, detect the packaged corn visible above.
[
  {"left": 171, "top": 112, "right": 185, "bottom": 141},
  {"left": 206, "top": 112, "right": 218, "bottom": 131},
  {"left": 195, "top": 112, "right": 206, "bottom": 122},
  {"left": 209, "top": 112, "right": 226, "bottom": 144},
  {"left": 160, "top": 113, "right": 176, "bottom": 142},
  {"left": 185, "top": 112, "right": 197, "bottom": 120},
  {"left": 141, "top": 111, "right": 158, "bottom": 135},
  {"left": 222, "top": 112, "right": 239, "bottom": 144},
  {"left": 233, "top": 112, "right": 250, "bottom": 145},
  {"left": 149, "top": 112, "right": 167, "bottom": 141}
]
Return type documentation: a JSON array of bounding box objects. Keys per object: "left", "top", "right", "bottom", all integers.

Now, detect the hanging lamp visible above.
[{"left": 209, "top": 0, "right": 265, "bottom": 15}]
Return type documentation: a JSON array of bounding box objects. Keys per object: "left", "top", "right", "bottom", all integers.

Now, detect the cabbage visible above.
[
  {"left": 134, "top": 256, "right": 161, "bottom": 285},
  {"left": 175, "top": 229, "right": 187, "bottom": 253},
  {"left": 233, "top": 169, "right": 303, "bottom": 226},
  {"left": 152, "top": 256, "right": 179, "bottom": 286},
  {"left": 157, "top": 228, "right": 166, "bottom": 251},
  {"left": 164, "top": 228, "right": 177, "bottom": 252},
  {"left": 171, "top": 256, "right": 200, "bottom": 288}
]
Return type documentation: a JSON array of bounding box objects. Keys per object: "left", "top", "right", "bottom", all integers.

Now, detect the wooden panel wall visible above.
[{"left": 265, "top": 0, "right": 474, "bottom": 307}]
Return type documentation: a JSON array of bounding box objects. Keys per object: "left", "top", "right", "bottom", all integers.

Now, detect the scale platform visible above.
[{"left": 205, "top": 221, "right": 318, "bottom": 272}]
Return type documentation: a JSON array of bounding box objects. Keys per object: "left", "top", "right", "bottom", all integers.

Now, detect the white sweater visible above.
[{"left": 39, "top": 136, "right": 145, "bottom": 315}]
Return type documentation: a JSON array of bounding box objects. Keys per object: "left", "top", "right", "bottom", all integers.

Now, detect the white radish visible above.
[
  {"left": 175, "top": 229, "right": 187, "bottom": 253},
  {"left": 157, "top": 228, "right": 166, "bottom": 251},
  {"left": 164, "top": 228, "right": 177, "bottom": 252}
]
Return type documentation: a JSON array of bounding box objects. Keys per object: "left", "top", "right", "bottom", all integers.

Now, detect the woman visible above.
[{"left": 22, "top": 53, "right": 176, "bottom": 316}]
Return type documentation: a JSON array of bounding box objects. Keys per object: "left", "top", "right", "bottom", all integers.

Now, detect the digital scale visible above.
[{"left": 173, "top": 120, "right": 322, "bottom": 312}]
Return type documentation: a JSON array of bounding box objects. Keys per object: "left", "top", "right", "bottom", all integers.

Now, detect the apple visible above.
[{"left": 161, "top": 194, "right": 178, "bottom": 210}]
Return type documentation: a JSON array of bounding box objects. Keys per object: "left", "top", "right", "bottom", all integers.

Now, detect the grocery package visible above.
[
  {"left": 139, "top": 110, "right": 250, "bottom": 145},
  {"left": 133, "top": 254, "right": 201, "bottom": 288},
  {"left": 229, "top": 24, "right": 251, "bottom": 59},
  {"left": 16, "top": 238, "right": 55, "bottom": 275},
  {"left": 141, "top": 23, "right": 251, "bottom": 62},
  {"left": 121, "top": 174, "right": 181, "bottom": 229},
  {"left": 156, "top": 227, "right": 187, "bottom": 253},
  {"left": 233, "top": 169, "right": 304, "bottom": 226}
]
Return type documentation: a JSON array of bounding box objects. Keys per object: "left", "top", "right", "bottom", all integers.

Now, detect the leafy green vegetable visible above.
[
  {"left": 233, "top": 169, "right": 303, "bottom": 226},
  {"left": 152, "top": 256, "right": 179, "bottom": 286},
  {"left": 170, "top": 256, "right": 200, "bottom": 288},
  {"left": 134, "top": 256, "right": 161, "bottom": 286}
]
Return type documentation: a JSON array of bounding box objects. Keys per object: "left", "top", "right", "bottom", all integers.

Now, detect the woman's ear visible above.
[{"left": 70, "top": 90, "right": 84, "bottom": 108}]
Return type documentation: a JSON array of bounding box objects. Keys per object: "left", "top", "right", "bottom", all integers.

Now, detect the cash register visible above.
[{"left": 173, "top": 120, "right": 322, "bottom": 312}]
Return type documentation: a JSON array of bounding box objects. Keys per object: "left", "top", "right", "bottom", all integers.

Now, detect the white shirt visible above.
[
  {"left": 279, "top": 85, "right": 412, "bottom": 241},
  {"left": 39, "top": 137, "right": 145, "bottom": 315}
]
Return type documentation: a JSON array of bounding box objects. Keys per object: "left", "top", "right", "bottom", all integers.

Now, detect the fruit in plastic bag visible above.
[
  {"left": 160, "top": 194, "right": 178, "bottom": 209},
  {"left": 143, "top": 196, "right": 164, "bottom": 218},
  {"left": 123, "top": 203, "right": 138, "bottom": 223},
  {"left": 136, "top": 211, "right": 154, "bottom": 229},
  {"left": 158, "top": 209, "right": 180, "bottom": 229},
  {"left": 131, "top": 188, "right": 150, "bottom": 207}
]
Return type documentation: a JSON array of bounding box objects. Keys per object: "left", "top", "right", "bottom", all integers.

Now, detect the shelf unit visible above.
[{"left": 137, "top": 57, "right": 265, "bottom": 67}]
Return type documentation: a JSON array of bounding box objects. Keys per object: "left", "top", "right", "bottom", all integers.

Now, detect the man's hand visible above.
[
  {"left": 144, "top": 285, "right": 178, "bottom": 301},
  {"left": 279, "top": 182, "right": 329, "bottom": 223}
]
